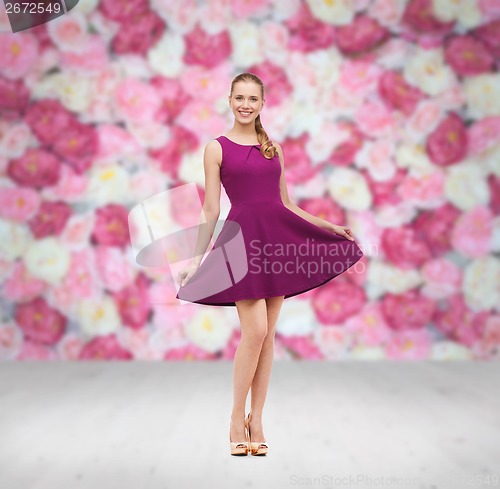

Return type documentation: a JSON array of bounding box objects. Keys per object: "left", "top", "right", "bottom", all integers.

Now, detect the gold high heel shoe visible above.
[
  {"left": 229, "top": 420, "right": 249, "bottom": 456},
  {"left": 245, "top": 411, "right": 269, "bottom": 456}
]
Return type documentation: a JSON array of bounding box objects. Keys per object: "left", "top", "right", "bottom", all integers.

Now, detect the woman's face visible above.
[{"left": 228, "top": 81, "right": 264, "bottom": 125}]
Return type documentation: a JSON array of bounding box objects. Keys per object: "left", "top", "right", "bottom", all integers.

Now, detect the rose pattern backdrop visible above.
[{"left": 0, "top": 0, "right": 499, "bottom": 362}]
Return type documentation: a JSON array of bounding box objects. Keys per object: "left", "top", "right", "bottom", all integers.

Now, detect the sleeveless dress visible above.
[{"left": 176, "top": 135, "right": 364, "bottom": 307}]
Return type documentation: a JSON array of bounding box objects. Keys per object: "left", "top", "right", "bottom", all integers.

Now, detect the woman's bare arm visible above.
[{"left": 189, "top": 140, "right": 222, "bottom": 267}]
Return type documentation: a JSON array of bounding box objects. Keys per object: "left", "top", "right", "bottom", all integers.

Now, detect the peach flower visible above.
[
  {"left": 396, "top": 171, "right": 446, "bottom": 209},
  {"left": 115, "top": 78, "right": 163, "bottom": 124},
  {"left": 344, "top": 301, "right": 392, "bottom": 346},
  {"left": 420, "top": 258, "right": 462, "bottom": 299},
  {"left": 47, "top": 10, "right": 89, "bottom": 52},
  {"left": 0, "top": 324, "right": 23, "bottom": 360},
  {"left": 56, "top": 333, "right": 85, "bottom": 360},
  {"left": 0, "top": 122, "right": 32, "bottom": 158},
  {"left": 94, "top": 245, "right": 136, "bottom": 292},
  {"left": 385, "top": 328, "right": 432, "bottom": 359},
  {"left": 451, "top": 205, "right": 493, "bottom": 258},
  {"left": 0, "top": 186, "right": 40, "bottom": 222},
  {"left": 2, "top": 260, "right": 46, "bottom": 303},
  {"left": 467, "top": 116, "right": 500, "bottom": 157}
]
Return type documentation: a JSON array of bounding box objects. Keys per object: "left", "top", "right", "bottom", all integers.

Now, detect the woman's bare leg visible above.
[
  {"left": 230, "top": 298, "right": 268, "bottom": 444},
  {"left": 249, "top": 295, "right": 285, "bottom": 441}
]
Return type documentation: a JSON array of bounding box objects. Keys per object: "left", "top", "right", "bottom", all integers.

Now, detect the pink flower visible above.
[
  {"left": 231, "top": 0, "right": 271, "bottom": 18},
  {"left": 280, "top": 134, "right": 318, "bottom": 184},
  {"left": 94, "top": 245, "right": 135, "bottom": 292},
  {"left": 476, "top": 314, "right": 500, "bottom": 359},
  {"left": 473, "top": 19, "right": 500, "bottom": 58},
  {"left": 170, "top": 183, "right": 205, "bottom": 228},
  {"left": 468, "top": 116, "right": 500, "bottom": 157},
  {"left": 335, "top": 14, "right": 391, "bottom": 55},
  {"left": 45, "top": 165, "right": 88, "bottom": 203},
  {"left": 2, "top": 261, "right": 46, "bottom": 302},
  {"left": 14, "top": 296, "right": 67, "bottom": 346},
  {"left": 56, "top": 333, "right": 85, "bottom": 360},
  {"left": 425, "top": 112, "right": 468, "bottom": 166},
  {"left": 277, "top": 334, "right": 324, "bottom": 360},
  {"left": 7, "top": 147, "right": 61, "bottom": 188},
  {"left": 451, "top": 205, "right": 494, "bottom": 258},
  {"left": 338, "top": 60, "right": 383, "bottom": 98},
  {"left": 420, "top": 258, "right": 462, "bottom": 299},
  {"left": 0, "top": 76, "right": 30, "bottom": 122},
  {"left": 151, "top": 77, "right": 192, "bottom": 125},
  {"left": 284, "top": 1, "right": 336, "bottom": 53},
  {"left": 298, "top": 196, "right": 345, "bottom": 228},
  {"left": 0, "top": 32, "right": 39, "bottom": 80},
  {"left": 0, "top": 186, "right": 40, "bottom": 222},
  {"left": 489, "top": 175, "right": 500, "bottom": 216},
  {"left": 444, "top": 35, "right": 495, "bottom": 77},
  {"left": 371, "top": 0, "right": 405, "bottom": 27},
  {"left": 406, "top": 100, "right": 443, "bottom": 138},
  {"left": 221, "top": 329, "right": 242, "bottom": 359},
  {"left": 28, "top": 200, "right": 72, "bottom": 239},
  {"left": 378, "top": 71, "right": 426, "bottom": 116},
  {"left": 46, "top": 11, "right": 89, "bottom": 53},
  {"left": 96, "top": 124, "right": 142, "bottom": 160},
  {"left": 312, "top": 280, "right": 366, "bottom": 325},
  {"left": 413, "top": 203, "right": 461, "bottom": 257},
  {"left": 115, "top": 78, "right": 163, "bottom": 124},
  {"left": 24, "top": 99, "right": 77, "bottom": 146},
  {"left": 111, "top": 10, "right": 166, "bottom": 55},
  {"left": 396, "top": 171, "right": 445, "bottom": 209},
  {"left": 164, "top": 343, "right": 216, "bottom": 360},
  {"left": 51, "top": 249, "right": 96, "bottom": 309},
  {"left": 365, "top": 168, "right": 406, "bottom": 207},
  {"left": 330, "top": 121, "right": 364, "bottom": 166},
  {"left": 51, "top": 121, "right": 99, "bottom": 174},
  {"left": 433, "top": 294, "right": 489, "bottom": 347},
  {"left": 91, "top": 204, "right": 130, "bottom": 248},
  {"left": 381, "top": 225, "right": 432, "bottom": 269},
  {"left": 176, "top": 99, "right": 228, "bottom": 139},
  {"left": 0, "top": 323, "right": 23, "bottom": 359},
  {"left": 150, "top": 126, "right": 199, "bottom": 180},
  {"left": 60, "top": 34, "right": 109, "bottom": 73},
  {"left": 385, "top": 329, "right": 432, "bottom": 359},
  {"left": 246, "top": 60, "right": 293, "bottom": 107},
  {"left": 79, "top": 334, "right": 133, "bottom": 360},
  {"left": 17, "top": 340, "right": 57, "bottom": 361},
  {"left": 381, "top": 289, "right": 436, "bottom": 331},
  {"left": 111, "top": 273, "right": 151, "bottom": 330},
  {"left": 479, "top": 0, "right": 500, "bottom": 23},
  {"left": 0, "top": 121, "right": 31, "bottom": 158},
  {"left": 344, "top": 302, "right": 392, "bottom": 346},
  {"left": 355, "top": 99, "right": 399, "bottom": 138},
  {"left": 402, "top": 0, "right": 455, "bottom": 37},
  {"left": 99, "top": 0, "right": 149, "bottom": 21},
  {"left": 183, "top": 23, "right": 231, "bottom": 68}
]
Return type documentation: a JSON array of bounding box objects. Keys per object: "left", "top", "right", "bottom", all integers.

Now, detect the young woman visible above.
[{"left": 176, "top": 73, "right": 364, "bottom": 456}]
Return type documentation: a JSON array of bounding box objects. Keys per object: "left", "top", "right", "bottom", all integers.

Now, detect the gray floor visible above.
[{"left": 0, "top": 361, "right": 499, "bottom": 489}]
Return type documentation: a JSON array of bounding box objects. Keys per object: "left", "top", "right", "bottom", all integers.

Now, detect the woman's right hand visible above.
[{"left": 177, "top": 262, "right": 200, "bottom": 287}]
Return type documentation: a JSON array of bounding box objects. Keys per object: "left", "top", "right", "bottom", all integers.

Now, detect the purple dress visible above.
[{"left": 176, "top": 135, "right": 364, "bottom": 306}]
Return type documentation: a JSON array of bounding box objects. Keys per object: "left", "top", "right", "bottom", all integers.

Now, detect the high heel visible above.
[
  {"left": 245, "top": 411, "right": 269, "bottom": 456},
  {"left": 229, "top": 420, "right": 249, "bottom": 456}
]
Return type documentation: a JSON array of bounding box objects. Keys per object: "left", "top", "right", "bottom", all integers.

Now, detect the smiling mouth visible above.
[{"left": 239, "top": 111, "right": 252, "bottom": 116}]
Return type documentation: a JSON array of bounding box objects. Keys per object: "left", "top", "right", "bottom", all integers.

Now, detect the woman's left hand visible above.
[{"left": 330, "top": 224, "right": 355, "bottom": 241}]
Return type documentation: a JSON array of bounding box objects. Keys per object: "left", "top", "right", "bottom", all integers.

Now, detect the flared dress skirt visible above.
[{"left": 176, "top": 135, "right": 364, "bottom": 307}]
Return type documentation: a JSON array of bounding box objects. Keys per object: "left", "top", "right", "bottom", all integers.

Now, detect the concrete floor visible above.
[{"left": 0, "top": 361, "right": 499, "bottom": 489}]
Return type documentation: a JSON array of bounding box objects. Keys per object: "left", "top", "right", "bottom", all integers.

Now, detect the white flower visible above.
[
  {"left": 464, "top": 74, "right": 500, "bottom": 120},
  {"left": 277, "top": 299, "right": 318, "bottom": 336},
  {"left": 395, "top": 143, "right": 437, "bottom": 177},
  {"left": 444, "top": 160, "right": 490, "bottom": 211},
  {"left": 463, "top": 256, "right": 500, "bottom": 312},
  {"left": 32, "top": 71, "right": 92, "bottom": 113},
  {"left": 184, "top": 308, "right": 233, "bottom": 353},
  {"left": 228, "top": 21, "right": 263, "bottom": 67},
  {"left": 151, "top": 0, "right": 199, "bottom": 34},
  {"left": 259, "top": 21, "right": 289, "bottom": 66},
  {"left": 431, "top": 341, "right": 472, "bottom": 360},
  {"left": 86, "top": 164, "right": 131, "bottom": 206},
  {"left": 367, "top": 259, "right": 423, "bottom": 298},
  {"left": 351, "top": 345, "right": 387, "bottom": 360},
  {"left": 314, "top": 325, "right": 353, "bottom": 359},
  {"left": 148, "top": 31, "right": 185, "bottom": 78},
  {"left": 432, "top": 0, "right": 482, "bottom": 29},
  {"left": 327, "top": 167, "right": 372, "bottom": 211},
  {"left": 0, "top": 219, "right": 31, "bottom": 262},
  {"left": 404, "top": 48, "right": 456, "bottom": 97},
  {"left": 375, "top": 202, "right": 418, "bottom": 227},
  {"left": 24, "top": 237, "right": 71, "bottom": 286},
  {"left": 126, "top": 121, "right": 170, "bottom": 149},
  {"left": 306, "top": 0, "right": 355, "bottom": 25},
  {"left": 271, "top": 0, "right": 301, "bottom": 21},
  {"left": 178, "top": 146, "right": 206, "bottom": 188},
  {"left": 74, "top": 0, "right": 99, "bottom": 14},
  {"left": 492, "top": 216, "right": 500, "bottom": 254},
  {"left": 77, "top": 296, "right": 121, "bottom": 338},
  {"left": 0, "top": 324, "right": 23, "bottom": 360}
]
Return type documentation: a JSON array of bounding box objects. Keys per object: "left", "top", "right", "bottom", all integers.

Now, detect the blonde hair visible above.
[{"left": 230, "top": 73, "right": 278, "bottom": 160}]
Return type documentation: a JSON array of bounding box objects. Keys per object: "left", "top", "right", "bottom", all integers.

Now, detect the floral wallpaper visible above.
[{"left": 0, "top": 0, "right": 499, "bottom": 362}]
